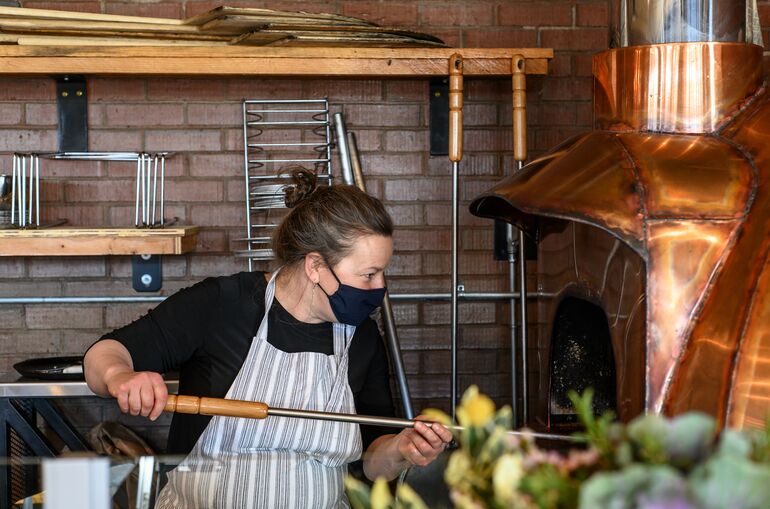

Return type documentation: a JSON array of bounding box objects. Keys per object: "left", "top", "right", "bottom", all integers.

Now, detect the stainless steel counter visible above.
[{"left": 0, "top": 373, "right": 179, "bottom": 398}]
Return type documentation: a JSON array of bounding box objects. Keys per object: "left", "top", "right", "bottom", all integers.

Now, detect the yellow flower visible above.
[
  {"left": 458, "top": 386, "right": 496, "bottom": 427},
  {"left": 370, "top": 477, "right": 393, "bottom": 509},
  {"left": 493, "top": 454, "right": 524, "bottom": 504},
  {"left": 445, "top": 449, "right": 472, "bottom": 486},
  {"left": 395, "top": 483, "right": 430, "bottom": 509}
]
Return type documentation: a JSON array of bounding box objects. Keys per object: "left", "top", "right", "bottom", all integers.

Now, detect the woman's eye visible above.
[{"left": 363, "top": 273, "right": 375, "bottom": 280}]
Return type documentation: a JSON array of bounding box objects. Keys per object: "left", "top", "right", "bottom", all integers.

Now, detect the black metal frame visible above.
[{"left": 0, "top": 398, "right": 89, "bottom": 508}]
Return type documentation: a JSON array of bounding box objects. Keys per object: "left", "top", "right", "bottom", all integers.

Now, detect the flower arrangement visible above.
[{"left": 345, "top": 387, "right": 770, "bottom": 509}]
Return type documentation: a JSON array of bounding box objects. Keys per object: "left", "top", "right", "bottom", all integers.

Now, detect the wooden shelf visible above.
[
  {"left": 0, "top": 226, "right": 198, "bottom": 256},
  {"left": 0, "top": 46, "right": 552, "bottom": 77}
]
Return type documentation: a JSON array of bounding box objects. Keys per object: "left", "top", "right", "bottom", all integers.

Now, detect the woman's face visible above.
[{"left": 322, "top": 234, "right": 393, "bottom": 291}]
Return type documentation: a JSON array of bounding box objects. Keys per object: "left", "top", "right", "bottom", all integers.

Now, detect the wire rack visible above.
[
  {"left": 8, "top": 152, "right": 172, "bottom": 228},
  {"left": 239, "top": 99, "right": 334, "bottom": 269}
]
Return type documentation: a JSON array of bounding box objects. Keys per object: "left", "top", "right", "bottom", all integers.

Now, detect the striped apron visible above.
[{"left": 155, "top": 270, "right": 363, "bottom": 508}]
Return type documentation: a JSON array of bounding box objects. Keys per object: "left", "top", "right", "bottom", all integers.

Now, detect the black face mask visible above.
[{"left": 318, "top": 263, "right": 386, "bottom": 326}]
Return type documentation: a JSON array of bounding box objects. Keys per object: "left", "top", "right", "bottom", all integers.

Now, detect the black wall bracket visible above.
[
  {"left": 132, "top": 254, "right": 163, "bottom": 292},
  {"left": 56, "top": 76, "right": 88, "bottom": 152},
  {"left": 429, "top": 77, "right": 449, "bottom": 156}
]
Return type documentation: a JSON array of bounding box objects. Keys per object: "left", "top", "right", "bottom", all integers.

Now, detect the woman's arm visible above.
[
  {"left": 84, "top": 339, "right": 168, "bottom": 421},
  {"left": 362, "top": 417, "right": 453, "bottom": 481}
]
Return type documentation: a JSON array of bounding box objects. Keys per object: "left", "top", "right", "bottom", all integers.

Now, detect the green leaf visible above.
[{"left": 690, "top": 454, "right": 770, "bottom": 509}]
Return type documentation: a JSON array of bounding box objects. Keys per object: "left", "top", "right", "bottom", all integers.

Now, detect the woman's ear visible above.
[{"left": 304, "top": 252, "right": 323, "bottom": 284}]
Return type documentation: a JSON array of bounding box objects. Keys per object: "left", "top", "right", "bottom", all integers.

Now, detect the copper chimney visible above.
[{"left": 471, "top": 0, "right": 770, "bottom": 430}]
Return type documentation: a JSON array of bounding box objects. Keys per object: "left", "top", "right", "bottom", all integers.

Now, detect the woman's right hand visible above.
[{"left": 105, "top": 369, "right": 168, "bottom": 421}]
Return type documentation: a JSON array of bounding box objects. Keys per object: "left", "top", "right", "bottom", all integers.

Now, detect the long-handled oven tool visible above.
[{"left": 163, "top": 394, "right": 574, "bottom": 441}]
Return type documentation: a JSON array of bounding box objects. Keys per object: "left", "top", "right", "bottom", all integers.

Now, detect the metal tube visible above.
[
  {"left": 345, "top": 127, "right": 414, "bottom": 419},
  {"left": 27, "top": 155, "right": 34, "bottom": 225},
  {"left": 243, "top": 101, "right": 254, "bottom": 271},
  {"left": 20, "top": 155, "right": 26, "bottom": 227},
  {"left": 34, "top": 155, "right": 40, "bottom": 227},
  {"left": 268, "top": 406, "right": 575, "bottom": 441},
  {"left": 332, "top": 112, "right": 354, "bottom": 185},
  {"left": 135, "top": 156, "right": 141, "bottom": 227},
  {"left": 519, "top": 228, "right": 529, "bottom": 424},
  {"left": 0, "top": 291, "right": 556, "bottom": 305},
  {"left": 451, "top": 160, "right": 459, "bottom": 419},
  {"left": 507, "top": 223, "right": 518, "bottom": 426},
  {"left": 151, "top": 156, "right": 158, "bottom": 226},
  {"left": 10, "top": 154, "right": 16, "bottom": 225},
  {"left": 160, "top": 155, "right": 165, "bottom": 226}
]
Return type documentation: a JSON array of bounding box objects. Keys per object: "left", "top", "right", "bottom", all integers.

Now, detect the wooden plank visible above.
[
  {"left": 183, "top": 6, "right": 374, "bottom": 28},
  {"left": 0, "top": 17, "right": 222, "bottom": 36},
  {"left": 0, "top": 227, "right": 199, "bottom": 256},
  {"left": 0, "top": 6, "right": 182, "bottom": 26},
  {"left": 12, "top": 35, "right": 231, "bottom": 46},
  {"left": 0, "top": 46, "right": 553, "bottom": 76}
]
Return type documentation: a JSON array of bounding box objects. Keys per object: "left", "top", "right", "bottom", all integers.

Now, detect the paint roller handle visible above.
[{"left": 164, "top": 394, "right": 269, "bottom": 419}]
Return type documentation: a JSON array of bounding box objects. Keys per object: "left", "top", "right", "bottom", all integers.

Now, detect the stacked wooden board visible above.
[{"left": 0, "top": 5, "right": 446, "bottom": 47}]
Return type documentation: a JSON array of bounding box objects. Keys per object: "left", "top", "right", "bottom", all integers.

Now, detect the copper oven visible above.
[{"left": 470, "top": 0, "right": 770, "bottom": 430}]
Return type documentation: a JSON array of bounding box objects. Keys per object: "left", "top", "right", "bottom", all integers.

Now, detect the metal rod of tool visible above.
[
  {"left": 512, "top": 55, "right": 529, "bottom": 425},
  {"left": 163, "top": 395, "right": 574, "bottom": 442},
  {"left": 508, "top": 223, "right": 518, "bottom": 426},
  {"left": 332, "top": 113, "right": 354, "bottom": 186},
  {"left": 448, "top": 53, "right": 464, "bottom": 420},
  {"left": 348, "top": 130, "right": 415, "bottom": 420}
]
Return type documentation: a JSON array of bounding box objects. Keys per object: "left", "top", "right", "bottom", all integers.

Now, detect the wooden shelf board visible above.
[
  {"left": 0, "top": 226, "right": 199, "bottom": 256},
  {"left": 0, "top": 46, "right": 553, "bottom": 77}
]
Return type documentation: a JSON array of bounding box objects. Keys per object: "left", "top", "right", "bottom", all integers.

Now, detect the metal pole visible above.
[
  {"left": 512, "top": 55, "right": 529, "bottom": 425},
  {"left": 507, "top": 223, "right": 518, "bottom": 426},
  {"left": 340, "top": 119, "right": 415, "bottom": 419},
  {"left": 242, "top": 101, "right": 253, "bottom": 271},
  {"left": 332, "top": 113, "right": 354, "bottom": 186}
]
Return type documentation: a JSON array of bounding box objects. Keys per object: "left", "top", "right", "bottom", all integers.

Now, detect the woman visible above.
[{"left": 84, "top": 169, "right": 451, "bottom": 508}]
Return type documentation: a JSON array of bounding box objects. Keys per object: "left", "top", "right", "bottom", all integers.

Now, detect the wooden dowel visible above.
[
  {"left": 512, "top": 54, "right": 527, "bottom": 162},
  {"left": 448, "top": 53, "right": 463, "bottom": 163},
  {"left": 165, "top": 394, "right": 268, "bottom": 419}
]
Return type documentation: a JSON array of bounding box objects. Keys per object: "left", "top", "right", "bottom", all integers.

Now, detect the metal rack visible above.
[
  {"left": 9, "top": 151, "right": 172, "bottom": 229},
  {"left": 239, "top": 99, "right": 334, "bottom": 269}
]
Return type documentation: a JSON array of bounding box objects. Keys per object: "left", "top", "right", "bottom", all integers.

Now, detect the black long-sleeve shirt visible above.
[{"left": 97, "top": 271, "right": 394, "bottom": 454}]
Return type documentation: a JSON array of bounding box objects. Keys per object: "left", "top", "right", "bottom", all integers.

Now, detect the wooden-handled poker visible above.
[{"left": 163, "top": 394, "right": 573, "bottom": 441}]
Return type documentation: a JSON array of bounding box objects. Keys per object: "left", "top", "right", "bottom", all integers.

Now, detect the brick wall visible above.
[{"left": 0, "top": 0, "right": 768, "bottom": 450}]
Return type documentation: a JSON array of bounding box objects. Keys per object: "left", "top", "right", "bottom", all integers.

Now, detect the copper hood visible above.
[{"left": 470, "top": 38, "right": 770, "bottom": 429}]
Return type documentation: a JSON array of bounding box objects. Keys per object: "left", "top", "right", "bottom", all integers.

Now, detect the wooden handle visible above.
[
  {"left": 165, "top": 394, "right": 269, "bottom": 420},
  {"left": 449, "top": 53, "right": 463, "bottom": 163},
  {"left": 512, "top": 55, "right": 527, "bottom": 162}
]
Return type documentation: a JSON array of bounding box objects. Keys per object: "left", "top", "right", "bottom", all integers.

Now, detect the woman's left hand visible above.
[{"left": 395, "top": 415, "right": 453, "bottom": 467}]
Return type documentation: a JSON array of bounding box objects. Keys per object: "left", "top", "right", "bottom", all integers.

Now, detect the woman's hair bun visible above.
[{"left": 283, "top": 167, "right": 318, "bottom": 208}]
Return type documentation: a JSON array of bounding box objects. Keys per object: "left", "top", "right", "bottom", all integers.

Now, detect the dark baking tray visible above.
[{"left": 13, "top": 356, "right": 84, "bottom": 380}]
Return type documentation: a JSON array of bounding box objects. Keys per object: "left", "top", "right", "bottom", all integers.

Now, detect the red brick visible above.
[
  {"left": 541, "top": 77, "right": 593, "bottom": 101},
  {"left": 575, "top": 53, "right": 595, "bottom": 76},
  {"left": 424, "top": 251, "right": 507, "bottom": 276},
  {"left": 0, "top": 79, "right": 54, "bottom": 101},
  {"left": 303, "top": 80, "right": 383, "bottom": 102},
  {"left": 26, "top": 306, "right": 103, "bottom": 330},
  {"left": 63, "top": 280, "right": 145, "bottom": 297},
  {"left": 463, "top": 28, "right": 537, "bottom": 48},
  {"left": 189, "top": 153, "right": 242, "bottom": 177},
  {"left": 147, "top": 79, "right": 226, "bottom": 101},
  {"left": 464, "top": 129, "right": 513, "bottom": 151},
  {"left": 465, "top": 103, "right": 499, "bottom": 126},
  {"left": 60, "top": 331, "right": 101, "bottom": 354},
  {"left": 104, "top": 156, "right": 183, "bottom": 178},
  {"left": 576, "top": 101, "right": 594, "bottom": 126},
  {"left": 460, "top": 228, "right": 495, "bottom": 250},
  {"left": 89, "top": 130, "right": 143, "bottom": 152},
  {"left": 385, "top": 204, "right": 423, "bottom": 226},
  {"left": 225, "top": 179, "right": 246, "bottom": 202},
  {"left": 341, "top": 1, "right": 418, "bottom": 25},
  {"left": 196, "top": 230, "right": 228, "bottom": 252},
  {"left": 0, "top": 281, "right": 60, "bottom": 296},
  {"left": 428, "top": 153, "right": 501, "bottom": 176},
  {"left": 541, "top": 28, "right": 608, "bottom": 51},
  {"left": 105, "top": 104, "right": 185, "bottom": 127},
  {"left": 2, "top": 330, "right": 62, "bottom": 354},
  {"left": 190, "top": 203, "right": 244, "bottom": 227},
  {"left": 89, "top": 79, "right": 146, "bottom": 101},
  {"left": 402, "top": 375, "right": 450, "bottom": 399},
  {"left": 537, "top": 102, "right": 577, "bottom": 125},
  {"left": 0, "top": 307, "right": 23, "bottom": 329},
  {"left": 499, "top": 3, "right": 572, "bottom": 27},
  {"left": 428, "top": 28, "right": 462, "bottom": 47},
  {"left": 226, "top": 79, "right": 303, "bottom": 101},
  {"left": 534, "top": 126, "right": 589, "bottom": 151},
  {"left": 758, "top": 3, "right": 770, "bottom": 26},
  {"left": 385, "top": 80, "right": 428, "bottom": 102},
  {"left": 22, "top": 2, "right": 100, "bottom": 12},
  {"left": 423, "top": 349, "right": 501, "bottom": 374},
  {"left": 190, "top": 255, "right": 246, "bottom": 278},
  {"left": 186, "top": 103, "right": 241, "bottom": 126},
  {"left": 386, "top": 276, "right": 448, "bottom": 294},
  {"left": 166, "top": 180, "right": 224, "bottom": 202},
  {"left": 345, "top": 104, "right": 421, "bottom": 127},
  {"left": 349, "top": 129, "right": 383, "bottom": 151},
  {"left": 107, "top": 204, "right": 186, "bottom": 227},
  {"left": 391, "top": 303, "right": 419, "bottom": 325},
  {"left": 64, "top": 180, "right": 135, "bottom": 202},
  {"left": 425, "top": 204, "right": 493, "bottom": 227},
  {"left": 461, "top": 178, "right": 503, "bottom": 201},
  {"left": 387, "top": 253, "right": 422, "bottom": 276},
  {"left": 466, "top": 79, "right": 506, "bottom": 101},
  {"left": 105, "top": 304, "right": 155, "bottom": 329},
  {"left": 29, "top": 258, "right": 106, "bottom": 278},
  {"left": 24, "top": 103, "right": 56, "bottom": 126},
  {"left": 0, "top": 104, "right": 22, "bottom": 126},
  {"left": 384, "top": 178, "right": 450, "bottom": 201},
  {"left": 393, "top": 228, "right": 450, "bottom": 251},
  {"left": 262, "top": 1, "right": 332, "bottom": 15},
  {"left": 577, "top": 3, "right": 609, "bottom": 27},
  {"left": 360, "top": 153, "right": 422, "bottom": 175},
  {"left": 0, "top": 129, "right": 56, "bottom": 152},
  {"left": 421, "top": 4, "right": 493, "bottom": 27},
  {"left": 104, "top": 2, "right": 183, "bottom": 19},
  {"left": 107, "top": 256, "right": 186, "bottom": 279},
  {"left": 547, "top": 54, "right": 573, "bottom": 77},
  {"left": 144, "top": 129, "right": 222, "bottom": 151}
]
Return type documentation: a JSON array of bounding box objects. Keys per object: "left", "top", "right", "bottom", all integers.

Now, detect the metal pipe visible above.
[
  {"left": 337, "top": 118, "right": 414, "bottom": 419},
  {"left": 507, "top": 223, "right": 518, "bottom": 426},
  {"left": 10, "top": 154, "right": 16, "bottom": 225},
  {"left": 332, "top": 112, "right": 354, "bottom": 185},
  {"left": 242, "top": 101, "right": 254, "bottom": 271},
  {"left": 0, "top": 292, "right": 557, "bottom": 305},
  {"left": 34, "top": 155, "right": 40, "bottom": 227},
  {"left": 519, "top": 229, "right": 529, "bottom": 424},
  {"left": 135, "top": 156, "right": 141, "bottom": 227}
]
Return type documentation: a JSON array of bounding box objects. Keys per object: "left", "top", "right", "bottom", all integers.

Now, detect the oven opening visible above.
[{"left": 549, "top": 297, "right": 616, "bottom": 423}]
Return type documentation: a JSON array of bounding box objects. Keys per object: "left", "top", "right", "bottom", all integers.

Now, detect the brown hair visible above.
[{"left": 272, "top": 168, "right": 393, "bottom": 268}]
